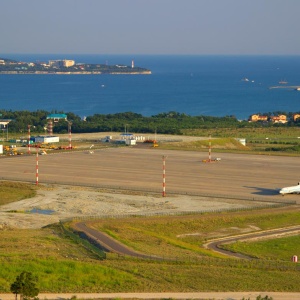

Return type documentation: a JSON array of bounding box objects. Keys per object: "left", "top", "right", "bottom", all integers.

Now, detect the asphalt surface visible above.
[
  {"left": 74, "top": 222, "right": 300, "bottom": 261},
  {"left": 1, "top": 147, "right": 300, "bottom": 202},
  {"left": 73, "top": 222, "right": 162, "bottom": 260}
]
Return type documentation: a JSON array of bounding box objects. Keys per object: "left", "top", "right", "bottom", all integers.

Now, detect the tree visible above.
[{"left": 10, "top": 271, "right": 39, "bottom": 300}]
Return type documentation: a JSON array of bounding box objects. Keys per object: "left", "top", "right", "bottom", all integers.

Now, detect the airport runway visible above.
[{"left": 1, "top": 148, "right": 300, "bottom": 201}]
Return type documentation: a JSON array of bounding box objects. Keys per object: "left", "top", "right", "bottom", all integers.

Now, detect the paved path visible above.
[
  {"left": 73, "top": 222, "right": 162, "bottom": 260},
  {"left": 74, "top": 221, "right": 300, "bottom": 261},
  {"left": 204, "top": 225, "right": 300, "bottom": 259}
]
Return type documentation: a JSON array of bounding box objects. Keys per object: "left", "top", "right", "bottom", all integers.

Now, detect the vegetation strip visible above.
[
  {"left": 69, "top": 222, "right": 300, "bottom": 262},
  {"left": 71, "top": 222, "right": 163, "bottom": 260},
  {"left": 205, "top": 225, "right": 300, "bottom": 259}
]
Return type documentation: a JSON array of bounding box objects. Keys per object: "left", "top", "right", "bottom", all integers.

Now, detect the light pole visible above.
[
  {"left": 28, "top": 125, "right": 31, "bottom": 154},
  {"left": 67, "top": 121, "right": 72, "bottom": 149},
  {"left": 124, "top": 124, "right": 129, "bottom": 134}
]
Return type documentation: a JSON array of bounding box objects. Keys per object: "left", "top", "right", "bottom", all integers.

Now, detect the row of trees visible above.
[{"left": 1, "top": 110, "right": 300, "bottom": 135}]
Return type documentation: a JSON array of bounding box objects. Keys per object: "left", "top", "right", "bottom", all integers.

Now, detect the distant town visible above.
[
  {"left": 249, "top": 113, "right": 300, "bottom": 123},
  {"left": 0, "top": 58, "right": 151, "bottom": 74}
]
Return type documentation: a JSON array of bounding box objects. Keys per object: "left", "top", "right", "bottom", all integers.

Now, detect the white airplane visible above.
[{"left": 279, "top": 183, "right": 300, "bottom": 195}]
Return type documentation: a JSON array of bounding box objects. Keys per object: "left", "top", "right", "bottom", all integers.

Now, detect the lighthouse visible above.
[{"left": 131, "top": 60, "right": 134, "bottom": 68}]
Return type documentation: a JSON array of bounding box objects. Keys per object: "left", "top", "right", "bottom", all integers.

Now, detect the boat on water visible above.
[
  {"left": 279, "top": 80, "right": 288, "bottom": 84},
  {"left": 241, "top": 78, "right": 249, "bottom": 82}
]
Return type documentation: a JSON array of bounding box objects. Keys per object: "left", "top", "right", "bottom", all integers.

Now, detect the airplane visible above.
[{"left": 279, "top": 182, "right": 300, "bottom": 195}]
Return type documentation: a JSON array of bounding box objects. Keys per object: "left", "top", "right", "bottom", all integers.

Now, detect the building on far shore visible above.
[
  {"left": 49, "top": 60, "right": 75, "bottom": 68},
  {"left": 269, "top": 115, "right": 287, "bottom": 123},
  {"left": 248, "top": 114, "right": 268, "bottom": 122},
  {"left": 249, "top": 114, "right": 288, "bottom": 123},
  {"left": 293, "top": 114, "right": 300, "bottom": 122}
]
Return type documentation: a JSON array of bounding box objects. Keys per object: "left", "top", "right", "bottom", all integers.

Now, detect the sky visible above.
[{"left": 1, "top": 0, "right": 300, "bottom": 55}]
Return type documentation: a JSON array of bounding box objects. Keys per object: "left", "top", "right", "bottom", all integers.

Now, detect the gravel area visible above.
[{"left": 0, "top": 184, "right": 267, "bottom": 229}]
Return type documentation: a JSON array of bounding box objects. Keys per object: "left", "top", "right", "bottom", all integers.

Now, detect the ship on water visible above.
[{"left": 279, "top": 79, "right": 288, "bottom": 84}]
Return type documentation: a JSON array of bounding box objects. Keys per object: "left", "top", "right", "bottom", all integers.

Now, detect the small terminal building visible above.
[{"left": 34, "top": 136, "right": 59, "bottom": 143}]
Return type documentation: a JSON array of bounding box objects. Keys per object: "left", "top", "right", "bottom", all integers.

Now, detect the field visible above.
[
  {"left": 1, "top": 131, "right": 300, "bottom": 295},
  {"left": 182, "top": 126, "right": 300, "bottom": 140},
  {"left": 222, "top": 234, "right": 300, "bottom": 261},
  {"left": 1, "top": 207, "right": 300, "bottom": 293},
  {"left": 0, "top": 181, "right": 36, "bottom": 205},
  {"left": 3, "top": 126, "right": 300, "bottom": 156},
  {"left": 79, "top": 206, "right": 300, "bottom": 260}
]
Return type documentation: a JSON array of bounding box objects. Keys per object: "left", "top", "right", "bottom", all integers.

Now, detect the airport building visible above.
[{"left": 34, "top": 136, "right": 59, "bottom": 143}]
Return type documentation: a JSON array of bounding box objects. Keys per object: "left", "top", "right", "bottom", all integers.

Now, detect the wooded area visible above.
[{"left": 1, "top": 110, "right": 299, "bottom": 135}]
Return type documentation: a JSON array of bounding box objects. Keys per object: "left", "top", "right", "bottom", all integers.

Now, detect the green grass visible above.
[
  {"left": 159, "top": 138, "right": 251, "bottom": 153},
  {"left": 222, "top": 235, "right": 300, "bottom": 261},
  {"left": 157, "top": 138, "right": 300, "bottom": 156},
  {"left": 0, "top": 181, "right": 36, "bottom": 205},
  {"left": 0, "top": 226, "right": 140, "bottom": 293},
  {"left": 181, "top": 126, "right": 300, "bottom": 140},
  {"left": 177, "top": 127, "right": 300, "bottom": 155},
  {"left": 88, "top": 207, "right": 300, "bottom": 259},
  {"left": 1, "top": 207, "right": 300, "bottom": 292},
  {"left": 2, "top": 178, "right": 300, "bottom": 293}
]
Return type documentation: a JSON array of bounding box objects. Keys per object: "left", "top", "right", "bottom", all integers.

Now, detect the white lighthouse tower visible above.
[{"left": 131, "top": 60, "right": 134, "bottom": 68}]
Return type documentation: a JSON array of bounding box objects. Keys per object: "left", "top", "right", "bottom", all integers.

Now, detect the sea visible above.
[{"left": 1, "top": 54, "right": 300, "bottom": 120}]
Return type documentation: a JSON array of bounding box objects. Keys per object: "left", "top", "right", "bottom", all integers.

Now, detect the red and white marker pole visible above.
[
  {"left": 208, "top": 135, "right": 211, "bottom": 162},
  {"left": 162, "top": 155, "right": 167, "bottom": 197},
  {"left": 68, "top": 121, "right": 72, "bottom": 149},
  {"left": 36, "top": 147, "right": 39, "bottom": 185}
]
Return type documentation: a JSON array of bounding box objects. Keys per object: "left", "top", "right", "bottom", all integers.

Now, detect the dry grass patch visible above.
[
  {"left": 160, "top": 138, "right": 250, "bottom": 151},
  {"left": 0, "top": 181, "right": 36, "bottom": 205}
]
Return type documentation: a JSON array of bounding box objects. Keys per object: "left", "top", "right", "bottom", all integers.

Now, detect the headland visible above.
[{"left": 0, "top": 57, "right": 151, "bottom": 75}]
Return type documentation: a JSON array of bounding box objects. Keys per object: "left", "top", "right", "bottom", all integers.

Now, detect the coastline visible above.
[{"left": 0, "top": 71, "right": 152, "bottom": 75}]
